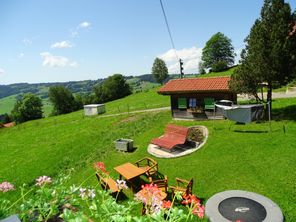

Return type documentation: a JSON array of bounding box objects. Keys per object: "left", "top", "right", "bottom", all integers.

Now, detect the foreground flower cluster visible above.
[
  {"left": 35, "top": 175, "right": 52, "bottom": 186},
  {"left": 135, "top": 183, "right": 164, "bottom": 215},
  {"left": 182, "top": 194, "right": 205, "bottom": 218},
  {"left": 0, "top": 181, "right": 15, "bottom": 192},
  {"left": 0, "top": 162, "right": 206, "bottom": 221}
]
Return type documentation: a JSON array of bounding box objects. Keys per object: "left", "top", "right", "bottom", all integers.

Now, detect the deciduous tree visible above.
[
  {"left": 11, "top": 93, "right": 43, "bottom": 123},
  {"left": 202, "top": 32, "right": 235, "bottom": 72},
  {"left": 94, "top": 74, "right": 131, "bottom": 103},
  {"left": 152, "top": 58, "right": 168, "bottom": 84},
  {"left": 49, "top": 86, "right": 81, "bottom": 115}
]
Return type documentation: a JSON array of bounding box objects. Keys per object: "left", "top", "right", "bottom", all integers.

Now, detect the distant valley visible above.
[{"left": 0, "top": 74, "right": 159, "bottom": 115}]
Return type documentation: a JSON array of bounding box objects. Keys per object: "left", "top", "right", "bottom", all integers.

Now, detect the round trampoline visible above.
[{"left": 205, "top": 190, "right": 283, "bottom": 222}]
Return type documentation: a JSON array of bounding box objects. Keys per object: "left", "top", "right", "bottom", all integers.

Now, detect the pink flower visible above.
[
  {"left": 162, "top": 200, "right": 172, "bottom": 209},
  {"left": 135, "top": 184, "right": 163, "bottom": 205},
  {"left": 135, "top": 184, "right": 164, "bottom": 215},
  {"left": 35, "top": 175, "right": 52, "bottom": 186},
  {"left": 93, "top": 161, "right": 108, "bottom": 174},
  {"left": 192, "top": 204, "right": 205, "bottom": 218},
  {"left": 182, "top": 194, "right": 201, "bottom": 205},
  {"left": 0, "top": 181, "right": 15, "bottom": 192}
]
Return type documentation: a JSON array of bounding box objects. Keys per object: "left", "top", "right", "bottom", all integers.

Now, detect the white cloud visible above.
[
  {"left": 51, "top": 41, "right": 73, "bottom": 49},
  {"left": 19, "top": 52, "right": 25, "bottom": 58},
  {"left": 159, "top": 47, "right": 203, "bottom": 74},
  {"left": 40, "top": 52, "right": 78, "bottom": 68},
  {"left": 70, "top": 21, "right": 91, "bottom": 38},
  {"left": 79, "top": 21, "right": 91, "bottom": 28},
  {"left": 23, "top": 38, "right": 32, "bottom": 45},
  {"left": 0, "top": 68, "right": 4, "bottom": 74},
  {"left": 159, "top": 46, "right": 243, "bottom": 73},
  {"left": 70, "top": 30, "right": 79, "bottom": 38}
]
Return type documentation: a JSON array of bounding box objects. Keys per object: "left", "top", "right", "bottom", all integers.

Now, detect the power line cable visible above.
[{"left": 159, "top": 0, "right": 179, "bottom": 60}]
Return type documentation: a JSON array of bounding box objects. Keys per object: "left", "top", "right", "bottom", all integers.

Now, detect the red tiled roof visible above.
[
  {"left": 158, "top": 76, "right": 231, "bottom": 94},
  {"left": 4, "top": 122, "right": 15, "bottom": 128}
]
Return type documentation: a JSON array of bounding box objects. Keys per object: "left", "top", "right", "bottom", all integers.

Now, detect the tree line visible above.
[
  {"left": 3, "top": 0, "right": 296, "bottom": 124},
  {"left": 7, "top": 74, "right": 131, "bottom": 124}
]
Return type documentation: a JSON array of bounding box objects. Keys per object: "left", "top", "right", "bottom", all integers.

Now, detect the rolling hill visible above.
[
  {"left": 0, "top": 67, "right": 238, "bottom": 116},
  {"left": 0, "top": 86, "right": 296, "bottom": 220}
]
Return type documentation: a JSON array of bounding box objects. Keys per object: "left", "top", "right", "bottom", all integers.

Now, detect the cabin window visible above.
[
  {"left": 178, "top": 98, "right": 187, "bottom": 109},
  {"left": 189, "top": 98, "right": 197, "bottom": 108}
]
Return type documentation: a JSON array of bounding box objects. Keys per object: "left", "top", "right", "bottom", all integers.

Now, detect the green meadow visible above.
[
  {"left": 0, "top": 96, "right": 52, "bottom": 117},
  {"left": 0, "top": 88, "right": 296, "bottom": 220},
  {"left": 0, "top": 95, "right": 17, "bottom": 114},
  {"left": 199, "top": 66, "right": 236, "bottom": 78}
]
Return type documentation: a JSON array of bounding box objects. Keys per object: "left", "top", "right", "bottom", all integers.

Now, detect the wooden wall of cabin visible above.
[{"left": 170, "top": 92, "right": 237, "bottom": 110}]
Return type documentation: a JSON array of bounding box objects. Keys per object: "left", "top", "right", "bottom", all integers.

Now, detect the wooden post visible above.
[{"left": 268, "top": 101, "right": 271, "bottom": 132}]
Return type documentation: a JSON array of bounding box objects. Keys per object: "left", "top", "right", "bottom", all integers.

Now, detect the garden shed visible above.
[
  {"left": 84, "top": 104, "right": 105, "bottom": 116},
  {"left": 158, "top": 76, "right": 237, "bottom": 120}
]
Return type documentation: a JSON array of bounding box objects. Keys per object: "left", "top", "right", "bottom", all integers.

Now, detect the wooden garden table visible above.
[{"left": 114, "top": 162, "right": 146, "bottom": 191}]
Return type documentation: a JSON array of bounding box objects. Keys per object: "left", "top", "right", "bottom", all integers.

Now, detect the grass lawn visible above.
[
  {"left": 0, "top": 95, "right": 53, "bottom": 117},
  {"left": 0, "top": 91, "right": 296, "bottom": 220},
  {"left": 198, "top": 66, "right": 237, "bottom": 78},
  {"left": 0, "top": 95, "right": 17, "bottom": 114},
  {"left": 102, "top": 87, "right": 170, "bottom": 114}
]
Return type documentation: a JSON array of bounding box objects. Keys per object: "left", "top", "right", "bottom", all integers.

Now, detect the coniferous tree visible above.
[{"left": 230, "top": 0, "right": 296, "bottom": 109}]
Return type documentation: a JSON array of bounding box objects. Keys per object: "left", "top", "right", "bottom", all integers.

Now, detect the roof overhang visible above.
[{"left": 158, "top": 89, "right": 233, "bottom": 95}]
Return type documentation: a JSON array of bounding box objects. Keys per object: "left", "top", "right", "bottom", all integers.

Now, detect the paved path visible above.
[
  {"left": 99, "top": 106, "right": 170, "bottom": 118},
  {"left": 238, "top": 91, "right": 296, "bottom": 100}
]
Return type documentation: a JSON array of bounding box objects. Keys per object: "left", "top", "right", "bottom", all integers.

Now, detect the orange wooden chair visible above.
[
  {"left": 149, "top": 175, "right": 168, "bottom": 200},
  {"left": 169, "top": 178, "right": 193, "bottom": 196},
  {"left": 134, "top": 157, "right": 158, "bottom": 177},
  {"left": 95, "top": 173, "right": 119, "bottom": 194}
]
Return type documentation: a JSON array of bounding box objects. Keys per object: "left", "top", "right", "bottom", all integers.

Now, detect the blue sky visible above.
[{"left": 0, "top": 0, "right": 295, "bottom": 84}]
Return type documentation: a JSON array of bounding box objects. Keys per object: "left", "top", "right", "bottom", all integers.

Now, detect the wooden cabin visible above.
[{"left": 158, "top": 76, "right": 237, "bottom": 120}]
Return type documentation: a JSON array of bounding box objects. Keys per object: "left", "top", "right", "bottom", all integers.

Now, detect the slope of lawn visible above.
[
  {"left": 0, "top": 95, "right": 16, "bottom": 114},
  {"left": 0, "top": 92, "right": 296, "bottom": 220},
  {"left": 0, "top": 95, "right": 53, "bottom": 117},
  {"left": 199, "top": 66, "right": 237, "bottom": 78},
  {"left": 103, "top": 87, "right": 170, "bottom": 114}
]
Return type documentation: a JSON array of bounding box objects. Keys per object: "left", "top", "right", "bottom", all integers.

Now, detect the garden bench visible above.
[{"left": 151, "top": 124, "right": 189, "bottom": 151}]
